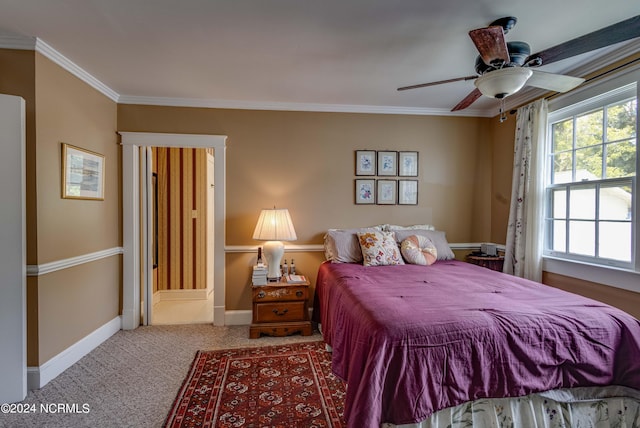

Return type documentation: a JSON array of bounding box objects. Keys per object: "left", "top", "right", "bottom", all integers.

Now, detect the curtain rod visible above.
[{"left": 510, "top": 55, "right": 640, "bottom": 114}]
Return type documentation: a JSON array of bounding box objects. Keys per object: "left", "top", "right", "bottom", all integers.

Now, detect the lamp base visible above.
[{"left": 263, "top": 240, "right": 284, "bottom": 280}]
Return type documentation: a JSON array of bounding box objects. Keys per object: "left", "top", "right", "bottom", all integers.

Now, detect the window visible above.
[{"left": 545, "top": 83, "right": 637, "bottom": 269}]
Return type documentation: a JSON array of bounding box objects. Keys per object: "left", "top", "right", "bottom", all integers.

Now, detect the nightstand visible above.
[
  {"left": 466, "top": 254, "right": 505, "bottom": 272},
  {"left": 249, "top": 278, "right": 312, "bottom": 339}
]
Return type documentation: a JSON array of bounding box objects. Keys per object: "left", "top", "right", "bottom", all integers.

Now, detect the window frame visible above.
[{"left": 544, "top": 70, "right": 639, "bottom": 278}]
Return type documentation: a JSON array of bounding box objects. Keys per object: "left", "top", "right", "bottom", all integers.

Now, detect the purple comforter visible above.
[{"left": 313, "top": 260, "right": 640, "bottom": 427}]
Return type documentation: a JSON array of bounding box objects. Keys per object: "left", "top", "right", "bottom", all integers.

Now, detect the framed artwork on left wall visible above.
[{"left": 61, "top": 143, "right": 105, "bottom": 200}]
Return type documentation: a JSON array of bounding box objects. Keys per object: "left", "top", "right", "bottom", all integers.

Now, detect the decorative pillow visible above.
[
  {"left": 324, "top": 227, "right": 382, "bottom": 263},
  {"left": 393, "top": 229, "right": 455, "bottom": 260},
  {"left": 357, "top": 231, "right": 405, "bottom": 267},
  {"left": 401, "top": 235, "right": 438, "bottom": 265}
]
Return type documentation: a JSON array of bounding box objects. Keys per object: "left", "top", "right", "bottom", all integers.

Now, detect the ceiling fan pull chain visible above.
[{"left": 499, "top": 98, "right": 508, "bottom": 123}]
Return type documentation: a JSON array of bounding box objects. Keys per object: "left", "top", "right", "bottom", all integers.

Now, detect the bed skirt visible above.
[{"left": 383, "top": 385, "right": 640, "bottom": 428}]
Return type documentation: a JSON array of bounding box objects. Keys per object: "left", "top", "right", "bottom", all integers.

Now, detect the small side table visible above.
[
  {"left": 466, "top": 254, "right": 505, "bottom": 272},
  {"left": 250, "top": 278, "right": 312, "bottom": 339}
]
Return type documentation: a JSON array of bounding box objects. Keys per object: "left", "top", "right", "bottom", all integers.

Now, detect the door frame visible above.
[{"left": 119, "top": 132, "right": 227, "bottom": 329}]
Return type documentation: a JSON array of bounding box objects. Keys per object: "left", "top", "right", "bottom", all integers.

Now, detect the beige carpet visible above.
[{"left": 0, "top": 325, "right": 322, "bottom": 428}]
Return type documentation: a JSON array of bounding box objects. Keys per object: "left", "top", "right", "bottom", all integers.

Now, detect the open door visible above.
[{"left": 0, "top": 94, "right": 27, "bottom": 402}]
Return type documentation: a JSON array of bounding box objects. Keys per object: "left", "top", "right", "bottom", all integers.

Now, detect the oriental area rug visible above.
[{"left": 164, "top": 341, "right": 346, "bottom": 427}]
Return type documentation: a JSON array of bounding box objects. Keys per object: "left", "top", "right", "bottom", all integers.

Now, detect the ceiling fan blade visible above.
[
  {"left": 526, "top": 70, "right": 585, "bottom": 93},
  {"left": 397, "top": 75, "right": 477, "bottom": 91},
  {"left": 451, "top": 88, "right": 482, "bottom": 111},
  {"left": 469, "top": 26, "right": 510, "bottom": 66},
  {"left": 525, "top": 15, "right": 640, "bottom": 66}
]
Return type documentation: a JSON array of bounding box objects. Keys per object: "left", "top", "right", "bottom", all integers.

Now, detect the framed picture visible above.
[
  {"left": 62, "top": 143, "right": 105, "bottom": 200},
  {"left": 376, "top": 180, "right": 397, "bottom": 205},
  {"left": 399, "top": 151, "right": 419, "bottom": 177},
  {"left": 355, "top": 179, "right": 376, "bottom": 204},
  {"left": 398, "top": 180, "right": 418, "bottom": 205},
  {"left": 377, "top": 151, "right": 397, "bottom": 176},
  {"left": 355, "top": 150, "right": 376, "bottom": 176}
]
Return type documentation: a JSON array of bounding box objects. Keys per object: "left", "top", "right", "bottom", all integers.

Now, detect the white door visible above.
[
  {"left": 0, "top": 94, "right": 27, "bottom": 402},
  {"left": 207, "top": 153, "right": 215, "bottom": 296}
]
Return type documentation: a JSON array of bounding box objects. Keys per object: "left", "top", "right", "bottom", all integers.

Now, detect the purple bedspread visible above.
[{"left": 313, "top": 260, "right": 640, "bottom": 427}]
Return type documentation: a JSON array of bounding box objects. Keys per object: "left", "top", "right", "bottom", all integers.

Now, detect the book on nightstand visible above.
[
  {"left": 286, "top": 274, "right": 307, "bottom": 284},
  {"left": 252, "top": 264, "right": 268, "bottom": 286}
]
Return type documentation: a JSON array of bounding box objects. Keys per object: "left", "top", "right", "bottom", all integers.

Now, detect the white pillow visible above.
[
  {"left": 393, "top": 229, "right": 455, "bottom": 260},
  {"left": 323, "top": 227, "right": 383, "bottom": 263},
  {"left": 357, "top": 231, "right": 405, "bottom": 267},
  {"left": 401, "top": 235, "right": 437, "bottom": 265}
]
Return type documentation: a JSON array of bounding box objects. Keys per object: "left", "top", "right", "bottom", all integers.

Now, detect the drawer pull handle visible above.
[
  {"left": 272, "top": 308, "right": 289, "bottom": 316},
  {"left": 257, "top": 291, "right": 266, "bottom": 298},
  {"left": 296, "top": 291, "right": 303, "bottom": 297}
]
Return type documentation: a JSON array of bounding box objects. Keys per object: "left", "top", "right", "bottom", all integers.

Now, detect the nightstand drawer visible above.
[
  {"left": 253, "top": 285, "right": 308, "bottom": 302},
  {"left": 254, "top": 301, "right": 306, "bottom": 323}
]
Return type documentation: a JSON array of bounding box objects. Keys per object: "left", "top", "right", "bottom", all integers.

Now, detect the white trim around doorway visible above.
[{"left": 119, "top": 132, "right": 228, "bottom": 330}]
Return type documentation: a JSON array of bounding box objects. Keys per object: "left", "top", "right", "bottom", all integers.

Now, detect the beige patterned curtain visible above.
[{"left": 503, "top": 99, "right": 548, "bottom": 281}]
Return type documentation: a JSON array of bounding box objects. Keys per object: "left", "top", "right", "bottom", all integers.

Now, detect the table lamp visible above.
[{"left": 252, "top": 208, "right": 297, "bottom": 280}]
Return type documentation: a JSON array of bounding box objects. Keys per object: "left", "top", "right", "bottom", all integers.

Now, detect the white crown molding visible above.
[
  {"left": 26, "top": 247, "right": 124, "bottom": 277},
  {"left": 0, "top": 34, "right": 37, "bottom": 50},
  {"left": 0, "top": 35, "right": 119, "bottom": 102},
  {"left": 117, "top": 95, "right": 493, "bottom": 117},
  {"left": 34, "top": 39, "right": 120, "bottom": 102},
  {"left": 504, "top": 39, "right": 640, "bottom": 113}
]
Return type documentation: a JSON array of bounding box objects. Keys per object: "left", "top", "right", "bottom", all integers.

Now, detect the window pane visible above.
[
  {"left": 599, "top": 181, "right": 633, "bottom": 220},
  {"left": 607, "top": 99, "right": 637, "bottom": 141},
  {"left": 575, "top": 146, "right": 603, "bottom": 180},
  {"left": 553, "top": 152, "right": 573, "bottom": 183},
  {"left": 569, "top": 220, "right": 595, "bottom": 256},
  {"left": 599, "top": 221, "right": 632, "bottom": 261},
  {"left": 552, "top": 188, "right": 566, "bottom": 218},
  {"left": 576, "top": 109, "right": 603, "bottom": 148},
  {"left": 553, "top": 119, "right": 573, "bottom": 152},
  {"left": 569, "top": 186, "right": 595, "bottom": 219},
  {"left": 552, "top": 220, "right": 566, "bottom": 252},
  {"left": 606, "top": 140, "right": 637, "bottom": 178}
]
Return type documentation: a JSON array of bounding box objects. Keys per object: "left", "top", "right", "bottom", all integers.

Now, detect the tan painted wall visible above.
[
  {"left": 30, "top": 53, "right": 120, "bottom": 365},
  {"left": 118, "top": 106, "right": 496, "bottom": 309}
]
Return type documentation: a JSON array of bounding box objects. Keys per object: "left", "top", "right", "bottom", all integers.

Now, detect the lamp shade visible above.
[
  {"left": 252, "top": 208, "right": 297, "bottom": 241},
  {"left": 474, "top": 67, "right": 533, "bottom": 99}
]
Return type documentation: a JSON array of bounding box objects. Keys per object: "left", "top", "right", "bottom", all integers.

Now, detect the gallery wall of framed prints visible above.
[{"left": 354, "top": 150, "right": 418, "bottom": 205}]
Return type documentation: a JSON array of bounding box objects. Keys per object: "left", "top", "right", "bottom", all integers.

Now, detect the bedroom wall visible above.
[
  {"left": 1, "top": 48, "right": 121, "bottom": 365},
  {"left": 31, "top": 53, "right": 120, "bottom": 365},
  {"left": 117, "top": 105, "right": 493, "bottom": 310}
]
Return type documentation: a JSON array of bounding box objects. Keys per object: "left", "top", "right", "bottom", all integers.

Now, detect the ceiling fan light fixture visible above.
[{"left": 474, "top": 67, "right": 533, "bottom": 99}]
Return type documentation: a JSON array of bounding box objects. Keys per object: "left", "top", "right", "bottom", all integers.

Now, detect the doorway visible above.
[
  {"left": 119, "top": 132, "right": 227, "bottom": 330},
  {"left": 149, "top": 147, "right": 215, "bottom": 325}
]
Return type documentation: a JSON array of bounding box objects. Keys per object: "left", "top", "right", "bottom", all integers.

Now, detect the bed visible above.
[{"left": 313, "top": 228, "right": 640, "bottom": 427}]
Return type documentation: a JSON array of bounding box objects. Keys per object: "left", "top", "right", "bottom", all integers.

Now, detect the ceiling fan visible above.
[{"left": 398, "top": 15, "right": 640, "bottom": 114}]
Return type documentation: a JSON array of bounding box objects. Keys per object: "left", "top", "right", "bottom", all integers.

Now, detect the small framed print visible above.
[
  {"left": 398, "top": 180, "right": 418, "bottom": 205},
  {"left": 399, "top": 151, "right": 419, "bottom": 177},
  {"left": 355, "top": 150, "right": 376, "bottom": 176},
  {"left": 377, "top": 180, "right": 397, "bottom": 205},
  {"left": 355, "top": 179, "right": 375, "bottom": 204},
  {"left": 377, "top": 151, "right": 397, "bottom": 176},
  {"left": 62, "top": 143, "right": 105, "bottom": 200}
]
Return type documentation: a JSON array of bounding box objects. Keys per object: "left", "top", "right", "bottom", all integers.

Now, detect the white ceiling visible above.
[{"left": 0, "top": 0, "right": 639, "bottom": 116}]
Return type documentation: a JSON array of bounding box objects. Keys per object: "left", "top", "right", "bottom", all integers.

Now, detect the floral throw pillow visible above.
[
  {"left": 401, "top": 235, "right": 438, "bottom": 265},
  {"left": 357, "top": 231, "right": 405, "bottom": 266}
]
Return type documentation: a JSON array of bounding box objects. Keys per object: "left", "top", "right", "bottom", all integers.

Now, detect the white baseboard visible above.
[
  {"left": 223, "top": 308, "right": 314, "bottom": 326},
  {"left": 27, "top": 316, "right": 122, "bottom": 390},
  {"left": 155, "top": 289, "right": 209, "bottom": 302},
  {"left": 225, "top": 310, "right": 252, "bottom": 325}
]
